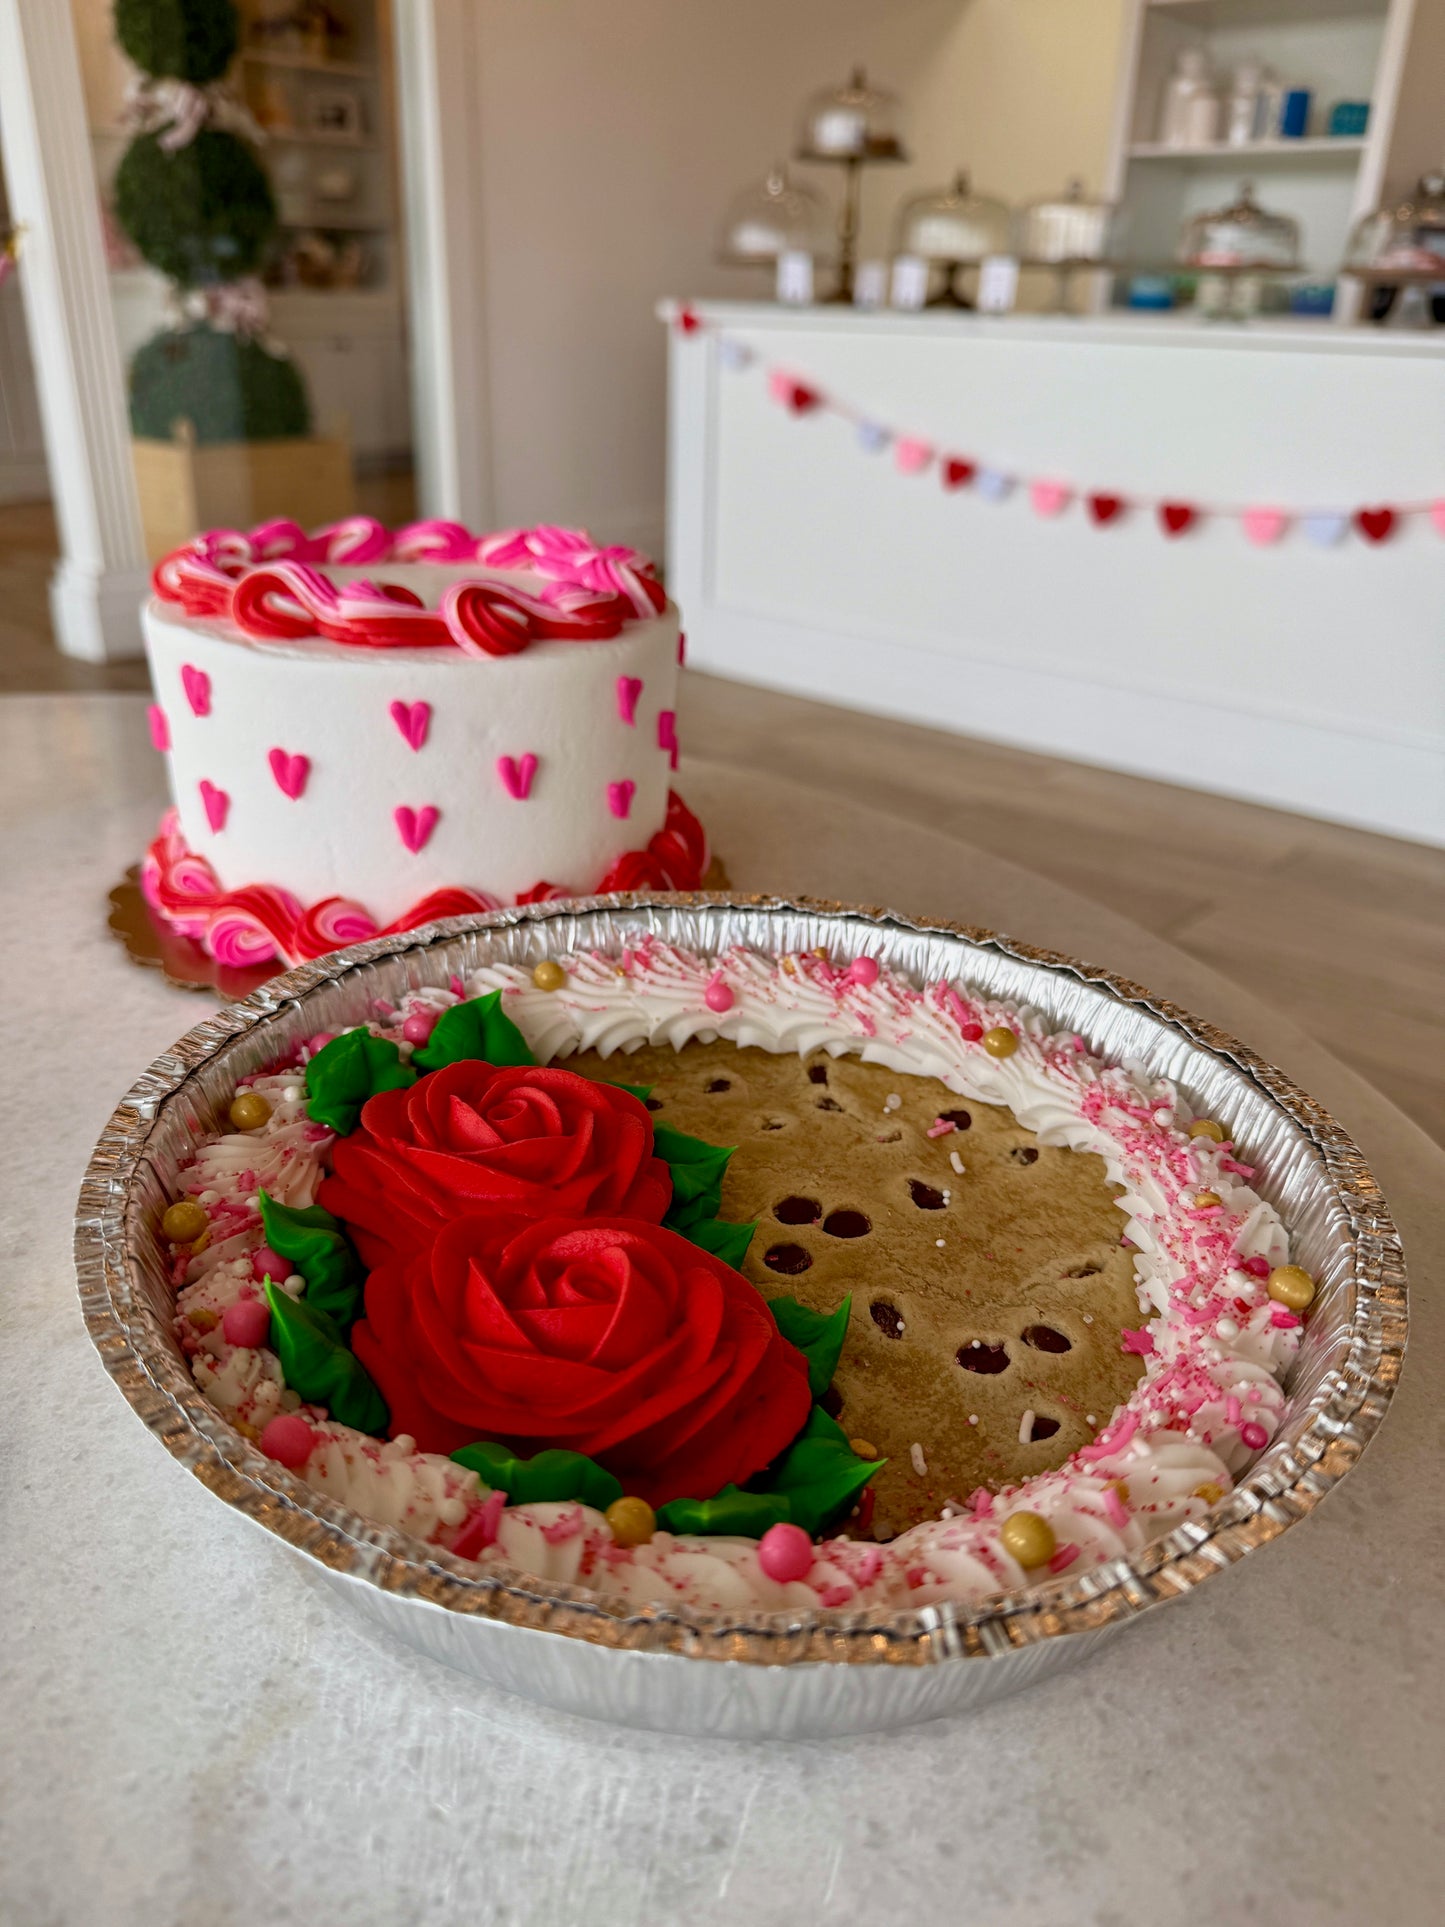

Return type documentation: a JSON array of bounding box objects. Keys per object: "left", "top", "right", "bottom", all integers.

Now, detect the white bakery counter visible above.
[{"left": 666, "top": 303, "right": 1445, "bottom": 845}]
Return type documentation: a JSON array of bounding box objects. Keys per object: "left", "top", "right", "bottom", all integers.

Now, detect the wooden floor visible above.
[{"left": 3, "top": 498, "right": 1441, "bottom": 1144}]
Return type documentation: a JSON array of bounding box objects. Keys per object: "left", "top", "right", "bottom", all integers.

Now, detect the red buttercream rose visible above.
[
  {"left": 350, "top": 1213, "right": 812, "bottom": 1505},
  {"left": 318, "top": 1060, "right": 672, "bottom": 1269}
]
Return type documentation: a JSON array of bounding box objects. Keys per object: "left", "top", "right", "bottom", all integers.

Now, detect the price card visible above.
[
  {"left": 852, "top": 260, "right": 888, "bottom": 310},
  {"left": 776, "top": 250, "right": 815, "bottom": 305},
  {"left": 978, "top": 255, "right": 1020, "bottom": 313},
  {"left": 890, "top": 254, "right": 929, "bottom": 310}
]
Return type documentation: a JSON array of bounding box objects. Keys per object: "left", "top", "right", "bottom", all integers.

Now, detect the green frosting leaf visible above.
[
  {"left": 412, "top": 990, "right": 536, "bottom": 1074},
  {"left": 258, "top": 1191, "right": 364, "bottom": 1330},
  {"left": 304, "top": 1027, "right": 415, "bottom": 1136},
  {"left": 598, "top": 1078, "right": 653, "bottom": 1102},
  {"left": 657, "top": 1486, "right": 791, "bottom": 1537},
  {"left": 449, "top": 1442, "right": 623, "bottom": 1512},
  {"left": 263, "top": 1280, "right": 389, "bottom": 1436},
  {"left": 768, "top": 1295, "right": 852, "bottom": 1400},
  {"left": 679, "top": 1214, "right": 757, "bottom": 1271},
  {"left": 654, "top": 1122, "right": 734, "bottom": 1227},
  {"left": 756, "top": 1406, "right": 883, "bottom": 1538}
]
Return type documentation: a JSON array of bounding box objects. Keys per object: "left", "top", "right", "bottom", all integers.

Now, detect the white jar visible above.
[
  {"left": 1159, "top": 49, "right": 1219, "bottom": 148},
  {"left": 1224, "top": 60, "right": 1264, "bottom": 146}
]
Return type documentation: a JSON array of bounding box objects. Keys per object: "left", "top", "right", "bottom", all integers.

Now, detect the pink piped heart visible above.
[
  {"left": 268, "top": 747, "right": 310, "bottom": 800},
  {"left": 606, "top": 780, "right": 636, "bottom": 820},
  {"left": 1242, "top": 508, "right": 1287, "bottom": 546},
  {"left": 394, "top": 804, "right": 439, "bottom": 854},
  {"left": 198, "top": 780, "right": 229, "bottom": 833},
  {"left": 1029, "top": 480, "right": 1072, "bottom": 518},
  {"left": 893, "top": 437, "right": 933, "bottom": 475},
  {"left": 657, "top": 709, "right": 678, "bottom": 770},
  {"left": 1431, "top": 501, "right": 1445, "bottom": 537},
  {"left": 615, "top": 675, "right": 643, "bottom": 725},
  {"left": 388, "top": 699, "right": 431, "bottom": 751},
  {"left": 147, "top": 704, "right": 170, "bottom": 752},
  {"left": 496, "top": 753, "right": 538, "bottom": 800},
  {"left": 181, "top": 664, "right": 211, "bottom": 717}
]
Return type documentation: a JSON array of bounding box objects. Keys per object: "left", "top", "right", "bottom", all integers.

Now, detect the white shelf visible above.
[{"left": 1127, "top": 137, "right": 1368, "bottom": 159}]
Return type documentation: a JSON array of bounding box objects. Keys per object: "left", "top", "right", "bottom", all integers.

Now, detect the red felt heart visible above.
[
  {"left": 1159, "top": 503, "right": 1196, "bottom": 536},
  {"left": 786, "top": 382, "right": 821, "bottom": 414},
  {"left": 941, "top": 458, "right": 976, "bottom": 490},
  {"left": 676, "top": 307, "right": 701, "bottom": 335},
  {"left": 1355, "top": 506, "right": 1396, "bottom": 544},
  {"left": 1088, "top": 493, "right": 1125, "bottom": 526}
]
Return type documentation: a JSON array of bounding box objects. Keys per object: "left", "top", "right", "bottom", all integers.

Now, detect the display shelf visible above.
[{"left": 1127, "top": 136, "right": 1367, "bottom": 158}]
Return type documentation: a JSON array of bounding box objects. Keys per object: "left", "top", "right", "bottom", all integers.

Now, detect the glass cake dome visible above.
[
  {"left": 796, "top": 67, "right": 905, "bottom": 160},
  {"left": 1346, "top": 171, "right": 1445, "bottom": 273},
  {"left": 893, "top": 169, "right": 1010, "bottom": 264},
  {"left": 1178, "top": 180, "right": 1301, "bottom": 269},
  {"left": 716, "top": 164, "right": 834, "bottom": 266},
  {"left": 1015, "top": 178, "right": 1118, "bottom": 264}
]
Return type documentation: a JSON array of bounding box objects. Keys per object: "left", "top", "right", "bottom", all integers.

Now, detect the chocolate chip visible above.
[
  {"left": 643, "top": 1097, "right": 664, "bottom": 1112},
  {"left": 869, "top": 1299, "right": 904, "bottom": 1339},
  {"left": 819, "top": 1384, "right": 844, "bottom": 1419},
  {"left": 807, "top": 1064, "right": 829, "bottom": 1084},
  {"left": 908, "top": 1179, "right": 945, "bottom": 1209},
  {"left": 774, "top": 1195, "right": 821, "bottom": 1225},
  {"left": 957, "top": 1341, "right": 1009, "bottom": 1375},
  {"left": 763, "top": 1242, "right": 812, "bottom": 1275},
  {"left": 822, "top": 1208, "right": 871, "bottom": 1239},
  {"left": 1030, "top": 1415, "right": 1062, "bottom": 1440},
  {"left": 705, "top": 1078, "right": 731, "bottom": 1093},
  {"left": 1022, "top": 1324, "right": 1072, "bottom": 1353},
  {"left": 1010, "top": 1145, "right": 1040, "bottom": 1165},
  {"left": 939, "top": 1108, "right": 972, "bottom": 1131}
]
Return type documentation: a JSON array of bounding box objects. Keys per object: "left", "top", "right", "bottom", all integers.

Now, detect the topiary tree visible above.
[{"left": 113, "top": 0, "right": 312, "bottom": 443}]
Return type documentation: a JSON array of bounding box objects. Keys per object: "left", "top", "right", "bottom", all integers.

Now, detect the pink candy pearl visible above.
[
  {"left": 757, "top": 1521, "right": 813, "bottom": 1583},
  {"left": 1239, "top": 1421, "right": 1269, "bottom": 1450},
  {"left": 1240, "top": 1255, "right": 1270, "bottom": 1279},
  {"left": 259, "top": 1414, "right": 315, "bottom": 1469},
  {"left": 402, "top": 1009, "right": 437, "bottom": 1044},
  {"left": 845, "top": 956, "right": 880, "bottom": 987},
  {"left": 960, "top": 1021, "right": 984, "bottom": 1043},
  {"left": 222, "top": 1298, "right": 272, "bottom": 1348},
  {"left": 704, "top": 977, "right": 734, "bottom": 1014},
  {"left": 307, "top": 1030, "right": 336, "bottom": 1054},
  {"left": 250, "top": 1245, "right": 285, "bottom": 1282}
]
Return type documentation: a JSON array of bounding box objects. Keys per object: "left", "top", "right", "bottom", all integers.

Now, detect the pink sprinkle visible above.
[
  {"left": 704, "top": 971, "right": 734, "bottom": 1014},
  {"left": 259, "top": 1414, "right": 315, "bottom": 1469},
  {"left": 452, "top": 1488, "right": 507, "bottom": 1559},
  {"left": 373, "top": 998, "right": 397, "bottom": 1018},
  {"left": 904, "top": 1565, "right": 930, "bottom": 1590},
  {"left": 1047, "top": 1542, "right": 1080, "bottom": 1575},
  {"left": 1101, "top": 1486, "right": 1129, "bottom": 1529},
  {"left": 1121, "top": 1326, "right": 1154, "bottom": 1356},
  {"left": 222, "top": 1298, "right": 272, "bottom": 1348},
  {"left": 969, "top": 1488, "right": 995, "bottom": 1518},
  {"left": 540, "top": 1505, "right": 584, "bottom": 1545},
  {"left": 1240, "top": 1255, "right": 1270, "bottom": 1278},
  {"left": 1240, "top": 1421, "right": 1269, "bottom": 1450},
  {"left": 1271, "top": 1307, "right": 1301, "bottom": 1329},
  {"left": 1225, "top": 1396, "right": 1242, "bottom": 1426},
  {"left": 307, "top": 1031, "right": 336, "bottom": 1054},
  {"left": 449, "top": 975, "right": 465, "bottom": 998},
  {"left": 817, "top": 1582, "right": 854, "bottom": 1608},
  {"left": 1079, "top": 1410, "right": 1139, "bottom": 1461},
  {"left": 845, "top": 956, "right": 880, "bottom": 988},
  {"left": 401, "top": 1009, "right": 437, "bottom": 1044},
  {"left": 757, "top": 1522, "right": 813, "bottom": 1583},
  {"left": 250, "top": 1245, "right": 285, "bottom": 1282},
  {"left": 926, "top": 1119, "right": 956, "bottom": 1138},
  {"left": 854, "top": 1547, "right": 884, "bottom": 1586}
]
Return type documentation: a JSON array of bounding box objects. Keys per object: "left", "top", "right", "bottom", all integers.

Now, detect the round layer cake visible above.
[
  {"left": 141, "top": 518, "right": 707, "bottom": 966},
  {"left": 154, "top": 938, "right": 1315, "bottom": 1614}
]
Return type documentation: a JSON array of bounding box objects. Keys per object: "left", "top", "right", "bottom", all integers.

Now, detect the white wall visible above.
[{"left": 465, "top": 0, "right": 1129, "bottom": 558}]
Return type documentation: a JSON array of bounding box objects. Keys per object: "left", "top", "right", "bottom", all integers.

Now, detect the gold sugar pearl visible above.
[
  {"left": 228, "top": 1091, "right": 273, "bottom": 1132},
  {"left": 1111, "top": 1479, "right": 1131, "bottom": 1507},
  {"left": 1188, "top": 1119, "right": 1227, "bottom": 1142},
  {"left": 532, "top": 959, "right": 567, "bottom": 992},
  {"left": 1000, "top": 1510, "right": 1056, "bottom": 1569},
  {"left": 1267, "top": 1264, "right": 1317, "bottom": 1312},
  {"left": 187, "top": 1306, "right": 219, "bottom": 1333},
  {"left": 982, "top": 1027, "right": 1019, "bottom": 1059},
  {"left": 1193, "top": 1482, "right": 1225, "bottom": 1505},
  {"left": 161, "top": 1199, "right": 208, "bottom": 1245},
  {"left": 1193, "top": 1189, "right": 1222, "bottom": 1209},
  {"left": 605, "top": 1495, "right": 656, "bottom": 1547},
  {"left": 848, "top": 1438, "right": 880, "bottom": 1461}
]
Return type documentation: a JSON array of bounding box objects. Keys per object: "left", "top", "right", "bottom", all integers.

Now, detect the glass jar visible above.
[
  {"left": 796, "top": 67, "right": 904, "bottom": 160},
  {"left": 1158, "top": 48, "right": 1220, "bottom": 148},
  {"left": 716, "top": 164, "right": 833, "bottom": 266},
  {"left": 1224, "top": 60, "right": 1265, "bottom": 146}
]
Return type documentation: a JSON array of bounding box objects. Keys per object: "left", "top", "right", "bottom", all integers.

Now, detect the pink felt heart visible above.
[
  {"left": 496, "top": 753, "right": 538, "bottom": 800},
  {"left": 607, "top": 780, "right": 636, "bottom": 820},
  {"left": 894, "top": 437, "right": 933, "bottom": 475},
  {"left": 268, "top": 747, "right": 310, "bottom": 800},
  {"left": 198, "top": 780, "right": 229, "bottom": 833},
  {"left": 388, "top": 699, "right": 431, "bottom": 751},
  {"left": 147, "top": 704, "right": 170, "bottom": 752},
  {"left": 181, "top": 664, "right": 211, "bottom": 717},
  {"left": 1242, "top": 508, "right": 1287, "bottom": 546},
  {"left": 1430, "top": 501, "right": 1445, "bottom": 537},
  {"left": 1029, "top": 480, "right": 1072, "bottom": 518},
  {"left": 616, "top": 676, "right": 643, "bottom": 725},
  {"left": 394, "top": 804, "right": 439, "bottom": 854}
]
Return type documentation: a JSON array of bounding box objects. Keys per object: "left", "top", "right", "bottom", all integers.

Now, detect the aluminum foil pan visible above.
[{"left": 76, "top": 897, "right": 1406, "bottom": 1738}]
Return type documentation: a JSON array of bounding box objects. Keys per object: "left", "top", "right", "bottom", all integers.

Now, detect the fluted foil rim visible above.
[{"left": 76, "top": 894, "right": 1407, "bottom": 1669}]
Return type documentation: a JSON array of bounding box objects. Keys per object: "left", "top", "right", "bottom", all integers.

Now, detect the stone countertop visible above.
[{"left": 3, "top": 693, "right": 1440, "bottom": 1927}]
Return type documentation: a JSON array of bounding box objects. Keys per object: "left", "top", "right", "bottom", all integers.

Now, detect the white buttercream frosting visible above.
[{"left": 167, "top": 943, "right": 1302, "bottom": 1612}]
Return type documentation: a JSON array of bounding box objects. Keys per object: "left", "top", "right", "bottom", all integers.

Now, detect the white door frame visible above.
[{"left": 0, "top": 0, "right": 149, "bottom": 661}]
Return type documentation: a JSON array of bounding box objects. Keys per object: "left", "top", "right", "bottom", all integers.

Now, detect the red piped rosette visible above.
[
  {"left": 150, "top": 517, "right": 667, "bottom": 656},
  {"left": 134, "top": 794, "right": 711, "bottom": 971}
]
